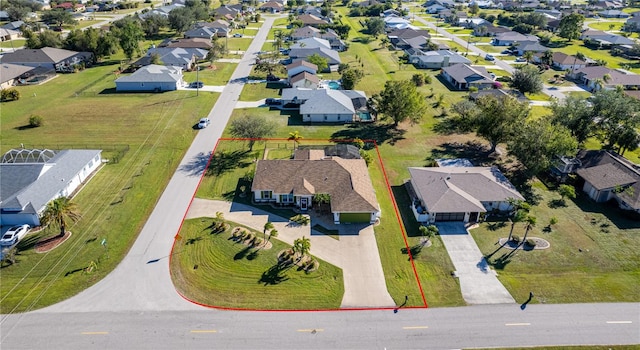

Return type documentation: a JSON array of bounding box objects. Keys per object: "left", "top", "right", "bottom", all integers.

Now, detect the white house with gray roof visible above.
[
  {"left": 281, "top": 88, "right": 368, "bottom": 123},
  {"left": 441, "top": 63, "right": 495, "bottom": 90},
  {"left": 115, "top": 64, "right": 185, "bottom": 92},
  {"left": 0, "top": 149, "right": 102, "bottom": 227},
  {"left": 409, "top": 50, "right": 471, "bottom": 69},
  {"left": 288, "top": 47, "right": 341, "bottom": 71},
  {"left": 408, "top": 166, "right": 523, "bottom": 223}
]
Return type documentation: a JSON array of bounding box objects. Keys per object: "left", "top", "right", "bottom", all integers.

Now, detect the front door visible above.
[{"left": 300, "top": 198, "right": 308, "bottom": 211}]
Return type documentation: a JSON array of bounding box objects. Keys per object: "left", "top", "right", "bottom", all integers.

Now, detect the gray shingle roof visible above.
[
  {"left": 442, "top": 63, "right": 493, "bottom": 83},
  {"left": 0, "top": 47, "right": 84, "bottom": 65},
  {"left": 576, "top": 163, "right": 636, "bottom": 190},
  {"left": 115, "top": 64, "right": 183, "bottom": 83},
  {"left": 288, "top": 47, "right": 341, "bottom": 65},
  {"left": 252, "top": 157, "right": 378, "bottom": 212},
  {"left": 0, "top": 63, "right": 34, "bottom": 83},
  {"left": 1, "top": 150, "right": 101, "bottom": 215},
  {"left": 408, "top": 167, "right": 524, "bottom": 213}
]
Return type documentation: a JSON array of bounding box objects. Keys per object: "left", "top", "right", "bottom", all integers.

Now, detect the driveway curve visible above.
[{"left": 186, "top": 199, "right": 396, "bottom": 308}]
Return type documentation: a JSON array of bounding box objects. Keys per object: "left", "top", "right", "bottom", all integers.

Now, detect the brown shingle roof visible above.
[
  {"left": 252, "top": 158, "right": 378, "bottom": 213},
  {"left": 576, "top": 163, "right": 636, "bottom": 190}
]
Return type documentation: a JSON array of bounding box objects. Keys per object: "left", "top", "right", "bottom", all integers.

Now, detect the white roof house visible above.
[{"left": 115, "top": 64, "right": 185, "bottom": 92}]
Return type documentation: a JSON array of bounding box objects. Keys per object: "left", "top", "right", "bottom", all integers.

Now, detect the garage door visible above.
[
  {"left": 435, "top": 212, "right": 465, "bottom": 222},
  {"left": 339, "top": 212, "right": 371, "bottom": 223}
]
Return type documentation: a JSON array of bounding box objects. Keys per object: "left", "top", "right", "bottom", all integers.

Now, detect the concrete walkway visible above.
[
  {"left": 186, "top": 199, "right": 396, "bottom": 308},
  {"left": 436, "top": 222, "right": 515, "bottom": 305}
]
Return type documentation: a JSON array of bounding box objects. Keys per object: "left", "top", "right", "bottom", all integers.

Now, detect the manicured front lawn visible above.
[
  {"left": 586, "top": 21, "right": 625, "bottom": 32},
  {"left": 184, "top": 62, "right": 237, "bottom": 86},
  {"left": 0, "top": 61, "right": 218, "bottom": 313},
  {"left": 0, "top": 39, "right": 26, "bottom": 48},
  {"left": 471, "top": 180, "right": 640, "bottom": 304},
  {"left": 171, "top": 218, "right": 344, "bottom": 309}
]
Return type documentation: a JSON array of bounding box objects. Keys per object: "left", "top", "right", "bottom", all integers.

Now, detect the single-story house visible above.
[
  {"left": 280, "top": 88, "right": 369, "bottom": 123},
  {"left": 0, "top": 149, "right": 102, "bottom": 227},
  {"left": 252, "top": 151, "right": 380, "bottom": 224},
  {"left": 469, "top": 88, "right": 526, "bottom": 102},
  {"left": 547, "top": 52, "right": 587, "bottom": 71},
  {"left": 0, "top": 28, "right": 21, "bottom": 41},
  {"left": 458, "top": 18, "right": 489, "bottom": 29},
  {"left": 297, "top": 14, "right": 329, "bottom": 27},
  {"left": 2, "top": 21, "right": 24, "bottom": 31},
  {"left": 423, "top": 0, "right": 455, "bottom": 9},
  {"left": 492, "top": 31, "right": 539, "bottom": 46},
  {"left": 260, "top": 1, "right": 283, "bottom": 12},
  {"left": 599, "top": 9, "right": 629, "bottom": 18},
  {"left": 514, "top": 41, "right": 549, "bottom": 56},
  {"left": 135, "top": 47, "right": 199, "bottom": 71},
  {"left": 441, "top": 63, "right": 495, "bottom": 90},
  {"left": 288, "top": 47, "right": 341, "bottom": 71},
  {"left": 115, "top": 64, "right": 185, "bottom": 92},
  {"left": 291, "top": 26, "right": 346, "bottom": 51},
  {"left": 473, "top": 24, "right": 511, "bottom": 37},
  {"left": 54, "top": 2, "right": 85, "bottom": 12},
  {"left": 164, "top": 38, "right": 213, "bottom": 50},
  {"left": 569, "top": 66, "right": 640, "bottom": 91},
  {"left": 575, "top": 150, "right": 640, "bottom": 212},
  {"left": 0, "top": 47, "right": 93, "bottom": 72},
  {"left": 291, "top": 25, "right": 323, "bottom": 40},
  {"left": 290, "top": 37, "right": 332, "bottom": 50},
  {"left": 0, "top": 63, "right": 35, "bottom": 89},
  {"left": 139, "top": 4, "right": 184, "bottom": 19},
  {"left": 407, "top": 166, "right": 524, "bottom": 223},
  {"left": 581, "top": 30, "right": 635, "bottom": 47},
  {"left": 409, "top": 50, "right": 471, "bottom": 69},
  {"left": 286, "top": 60, "right": 318, "bottom": 79},
  {"left": 426, "top": 4, "right": 446, "bottom": 14},
  {"left": 289, "top": 71, "right": 319, "bottom": 89}
]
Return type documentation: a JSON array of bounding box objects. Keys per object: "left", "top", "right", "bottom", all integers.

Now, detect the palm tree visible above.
[
  {"left": 312, "top": 193, "right": 330, "bottom": 214},
  {"left": 268, "top": 228, "right": 278, "bottom": 242},
  {"left": 40, "top": 197, "right": 81, "bottom": 237},
  {"left": 288, "top": 130, "right": 303, "bottom": 150},
  {"left": 263, "top": 221, "right": 274, "bottom": 241},
  {"left": 508, "top": 210, "right": 527, "bottom": 242},
  {"left": 541, "top": 50, "right": 553, "bottom": 66},
  {"left": 523, "top": 51, "right": 534, "bottom": 65},
  {"left": 293, "top": 236, "right": 311, "bottom": 261},
  {"left": 272, "top": 30, "right": 284, "bottom": 55},
  {"left": 521, "top": 215, "right": 537, "bottom": 245},
  {"left": 419, "top": 225, "right": 438, "bottom": 244}
]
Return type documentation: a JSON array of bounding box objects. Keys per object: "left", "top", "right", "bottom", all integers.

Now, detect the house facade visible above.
[
  {"left": 115, "top": 64, "right": 185, "bottom": 92},
  {"left": 441, "top": 63, "right": 495, "bottom": 90},
  {"left": 0, "top": 149, "right": 102, "bottom": 227},
  {"left": 0, "top": 47, "right": 93, "bottom": 72},
  {"left": 409, "top": 50, "right": 471, "bottom": 69},
  {"left": 408, "top": 166, "right": 524, "bottom": 223},
  {"left": 252, "top": 150, "right": 380, "bottom": 224}
]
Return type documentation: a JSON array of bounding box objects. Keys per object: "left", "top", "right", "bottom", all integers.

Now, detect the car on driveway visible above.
[
  {"left": 1, "top": 224, "right": 30, "bottom": 246},
  {"left": 515, "top": 57, "right": 527, "bottom": 62},
  {"left": 190, "top": 81, "right": 204, "bottom": 88},
  {"left": 197, "top": 118, "right": 210, "bottom": 129},
  {"left": 485, "top": 54, "right": 495, "bottom": 61}
]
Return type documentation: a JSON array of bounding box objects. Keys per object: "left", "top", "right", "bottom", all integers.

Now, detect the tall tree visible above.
[
  {"left": 373, "top": 79, "right": 427, "bottom": 127},
  {"left": 364, "top": 17, "right": 385, "bottom": 36},
  {"left": 508, "top": 117, "right": 578, "bottom": 175},
  {"left": 168, "top": 6, "right": 194, "bottom": 33},
  {"left": 113, "top": 19, "right": 144, "bottom": 61},
  {"left": 521, "top": 215, "right": 537, "bottom": 245},
  {"left": 550, "top": 94, "right": 594, "bottom": 145},
  {"left": 306, "top": 53, "right": 328, "bottom": 72},
  {"left": 41, "top": 9, "right": 77, "bottom": 29},
  {"left": 590, "top": 89, "right": 640, "bottom": 155},
  {"left": 40, "top": 197, "right": 81, "bottom": 237},
  {"left": 207, "top": 36, "right": 228, "bottom": 64},
  {"left": 229, "top": 115, "right": 277, "bottom": 151},
  {"left": 451, "top": 95, "right": 529, "bottom": 153},
  {"left": 263, "top": 221, "right": 274, "bottom": 241},
  {"left": 141, "top": 13, "right": 169, "bottom": 38},
  {"left": 293, "top": 236, "right": 311, "bottom": 261},
  {"left": 558, "top": 13, "right": 584, "bottom": 42},
  {"left": 288, "top": 130, "right": 303, "bottom": 150},
  {"left": 511, "top": 65, "right": 543, "bottom": 94},
  {"left": 340, "top": 67, "right": 364, "bottom": 90}
]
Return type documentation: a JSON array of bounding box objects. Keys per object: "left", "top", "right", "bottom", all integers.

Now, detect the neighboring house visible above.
[
  {"left": 534, "top": 9, "right": 562, "bottom": 19},
  {"left": 291, "top": 37, "right": 332, "bottom": 50},
  {"left": 260, "top": 1, "right": 283, "bottom": 12},
  {"left": 491, "top": 31, "right": 539, "bottom": 46},
  {"left": 290, "top": 26, "right": 346, "bottom": 51},
  {"left": 423, "top": 0, "right": 456, "bottom": 9},
  {"left": 387, "top": 28, "right": 431, "bottom": 50},
  {"left": 384, "top": 16, "right": 416, "bottom": 30},
  {"left": 252, "top": 150, "right": 380, "bottom": 224},
  {"left": 139, "top": 4, "right": 184, "bottom": 19},
  {"left": 569, "top": 66, "right": 640, "bottom": 91},
  {"left": 286, "top": 60, "right": 318, "bottom": 79},
  {"left": 425, "top": 4, "right": 446, "bottom": 14},
  {"left": 546, "top": 19, "right": 561, "bottom": 33},
  {"left": 0, "top": 149, "right": 102, "bottom": 227},
  {"left": 196, "top": 19, "right": 231, "bottom": 37},
  {"left": 441, "top": 63, "right": 495, "bottom": 90},
  {"left": 115, "top": 64, "right": 185, "bottom": 92},
  {"left": 136, "top": 47, "right": 199, "bottom": 70},
  {"left": 0, "top": 63, "right": 34, "bottom": 89},
  {"left": 550, "top": 52, "right": 587, "bottom": 71},
  {"left": 407, "top": 166, "right": 524, "bottom": 223},
  {"left": 599, "top": 9, "right": 629, "bottom": 18},
  {"left": 213, "top": 5, "right": 240, "bottom": 19},
  {"left": 291, "top": 25, "right": 323, "bottom": 40},
  {"left": 0, "top": 11, "right": 9, "bottom": 20},
  {"left": 288, "top": 47, "right": 341, "bottom": 70},
  {"left": 184, "top": 26, "right": 217, "bottom": 40},
  {"left": 458, "top": 18, "right": 489, "bottom": 29},
  {"left": 574, "top": 150, "right": 640, "bottom": 212},
  {"left": 0, "top": 28, "right": 21, "bottom": 41},
  {"left": 54, "top": 2, "right": 85, "bottom": 11},
  {"left": 164, "top": 38, "right": 213, "bottom": 50},
  {"left": 280, "top": 88, "right": 369, "bottom": 123},
  {"left": 297, "top": 14, "right": 329, "bottom": 26},
  {"left": 469, "top": 89, "right": 526, "bottom": 102},
  {"left": 624, "top": 16, "right": 640, "bottom": 32},
  {"left": 2, "top": 21, "right": 25, "bottom": 31},
  {"left": 581, "top": 30, "right": 635, "bottom": 47},
  {"left": 514, "top": 41, "right": 549, "bottom": 56},
  {"left": 473, "top": 24, "right": 511, "bottom": 37},
  {"left": 290, "top": 71, "right": 319, "bottom": 89},
  {"left": 409, "top": 50, "right": 471, "bottom": 69},
  {"left": 0, "top": 47, "right": 92, "bottom": 72}
]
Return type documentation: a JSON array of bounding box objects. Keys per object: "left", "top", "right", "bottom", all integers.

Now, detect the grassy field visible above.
[
  {"left": 0, "top": 39, "right": 26, "bottom": 49},
  {"left": 170, "top": 218, "right": 344, "bottom": 309},
  {"left": 0, "top": 59, "right": 224, "bottom": 313},
  {"left": 586, "top": 21, "right": 625, "bottom": 32},
  {"left": 471, "top": 180, "right": 640, "bottom": 304},
  {"left": 184, "top": 62, "right": 237, "bottom": 86}
]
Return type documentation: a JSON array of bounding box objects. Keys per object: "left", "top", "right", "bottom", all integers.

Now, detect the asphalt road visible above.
[{"left": 2, "top": 303, "right": 638, "bottom": 349}]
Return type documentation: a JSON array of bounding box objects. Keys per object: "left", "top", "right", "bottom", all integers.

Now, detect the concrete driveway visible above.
[
  {"left": 186, "top": 199, "right": 396, "bottom": 308},
  {"left": 436, "top": 222, "right": 515, "bottom": 305}
]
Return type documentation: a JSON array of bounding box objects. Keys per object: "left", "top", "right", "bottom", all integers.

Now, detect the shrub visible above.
[
  {"left": 1, "top": 88, "right": 20, "bottom": 102},
  {"left": 424, "top": 75, "right": 432, "bottom": 84},
  {"left": 511, "top": 235, "right": 520, "bottom": 243},
  {"left": 549, "top": 217, "right": 558, "bottom": 226},
  {"left": 29, "top": 115, "right": 44, "bottom": 127},
  {"left": 412, "top": 73, "right": 425, "bottom": 86},
  {"left": 526, "top": 238, "right": 537, "bottom": 247}
]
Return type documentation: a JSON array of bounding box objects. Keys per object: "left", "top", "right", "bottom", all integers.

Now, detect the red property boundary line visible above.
[{"left": 169, "top": 137, "right": 428, "bottom": 311}]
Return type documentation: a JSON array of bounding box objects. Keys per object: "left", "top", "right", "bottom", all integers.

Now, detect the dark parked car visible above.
[
  {"left": 265, "top": 98, "right": 282, "bottom": 105},
  {"left": 190, "top": 81, "right": 204, "bottom": 88}
]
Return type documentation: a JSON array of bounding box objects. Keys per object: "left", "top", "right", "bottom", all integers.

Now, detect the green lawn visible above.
[
  {"left": 586, "top": 21, "right": 625, "bottom": 32},
  {"left": 170, "top": 218, "right": 344, "bottom": 309},
  {"left": 184, "top": 62, "right": 237, "bottom": 86},
  {"left": 548, "top": 39, "right": 639, "bottom": 72},
  {"left": 0, "top": 60, "right": 222, "bottom": 313},
  {"left": 0, "top": 39, "right": 26, "bottom": 48},
  {"left": 471, "top": 180, "right": 640, "bottom": 304}
]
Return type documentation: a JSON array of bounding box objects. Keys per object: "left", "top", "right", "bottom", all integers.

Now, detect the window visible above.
[
  {"left": 261, "top": 191, "right": 272, "bottom": 199},
  {"left": 324, "top": 115, "right": 327, "bottom": 120}
]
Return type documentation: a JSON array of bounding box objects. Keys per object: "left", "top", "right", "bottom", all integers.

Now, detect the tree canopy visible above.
[
  {"left": 558, "top": 13, "right": 584, "bottom": 42},
  {"left": 550, "top": 94, "right": 594, "bottom": 145},
  {"left": 372, "top": 79, "right": 427, "bottom": 127},
  {"left": 364, "top": 17, "right": 385, "bottom": 36},
  {"left": 590, "top": 89, "right": 640, "bottom": 155},
  {"left": 112, "top": 17, "right": 144, "bottom": 60},
  {"left": 340, "top": 67, "right": 364, "bottom": 90},
  {"left": 41, "top": 9, "right": 77, "bottom": 29},
  {"left": 306, "top": 53, "right": 328, "bottom": 72},
  {"left": 511, "top": 65, "right": 543, "bottom": 94},
  {"left": 229, "top": 115, "right": 277, "bottom": 150}
]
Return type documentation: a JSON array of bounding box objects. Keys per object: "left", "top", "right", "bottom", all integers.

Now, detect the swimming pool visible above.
[
  {"left": 327, "top": 81, "right": 341, "bottom": 90},
  {"left": 358, "top": 112, "right": 373, "bottom": 121}
]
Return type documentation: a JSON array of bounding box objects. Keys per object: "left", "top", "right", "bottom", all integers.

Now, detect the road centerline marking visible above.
[
  {"left": 606, "top": 321, "right": 632, "bottom": 324},
  {"left": 81, "top": 331, "right": 109, "bottom": 335},
  {"left": 505, "top": 323, "right": 531, "bottom": 326},
  {"left": 403, "top": 326, "right": 429, "bottom": 330},
  {"left": 190, "top": 330, "right": 217, "bottom": 333}
]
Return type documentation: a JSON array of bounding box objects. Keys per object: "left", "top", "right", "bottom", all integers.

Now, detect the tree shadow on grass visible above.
[
  {"left": 234, "top": 245, "right": 253, "bottom": 260},
  {"left": 206, "top": 149, "right": 253, "bottom": 177},
  {"left": 486, "top": 249, "right": 519, "bottom": 270},
  {"left": 185, "top": 237, "right": 203, "bottom": 245},
  {"left": 331, "top": 122, "right": 406, "bottom": 146},
  {"left": 547, "top": 199, "right": 566, "bottom": 209},
  {"left": 391, "top": 184, "right": 421, "bottom": 238},
  {"left": 259, "top": 263, "right": 290, "bottom": 285},
  {"left": 401, "top": 243, "right": 424, "bottom": 261},
  {"left": 486, "top": 220, "right": 507, "bottom": 231},
  {"left": 429, "top": 141, "right": 498, "bottom": 167}
]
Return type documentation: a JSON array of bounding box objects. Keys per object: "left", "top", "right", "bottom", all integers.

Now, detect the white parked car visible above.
[
  {"left": 197, "top": 118, "right": 211, "bottom": 129},
  {"left": 0, "top": 224, "right": 31, "bottom": 246}
]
